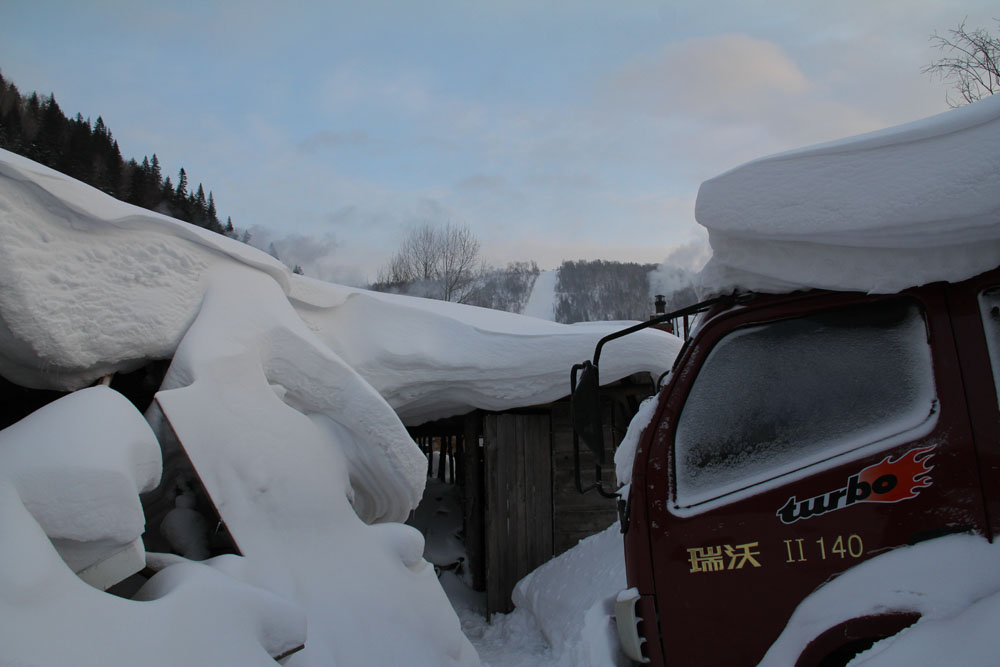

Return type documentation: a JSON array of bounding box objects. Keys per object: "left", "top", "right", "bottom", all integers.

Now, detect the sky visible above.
[{"left": 1, "top": 0, "right": 996, "bottom": 285}]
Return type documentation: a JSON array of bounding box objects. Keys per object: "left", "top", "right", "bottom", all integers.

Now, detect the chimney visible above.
[{"left": 654, "top": 294, "right": 666, "bottom": 315}]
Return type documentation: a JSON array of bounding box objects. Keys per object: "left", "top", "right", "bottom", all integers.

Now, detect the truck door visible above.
[
  {"left": 946, "top": 268, "right": 1000, "bottom": 538},
  {"left": 640, "top": 289, "right": 986, "bottom": 666}
]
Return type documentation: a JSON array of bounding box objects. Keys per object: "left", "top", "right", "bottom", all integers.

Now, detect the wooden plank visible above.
[
  {"left": 514, "top": 415, "right": 528, "bottom": 588},
  {"left": 463, "top": 412, "right": 485, "bottom": 592},
  {"left": 523, "top": 415, "right": 538, "bottom": 570},
  {"left": 484, "top": 414, "right": 502, "bottom": 616},
  {"left": 487, "top": 414, "right": 509, "bottom": 615},
  {"left": 537, "top": 414, "right": 554, "bottom": 561},
  {"left": 549, "top": 398, "right": 621, "bottom": 558},
  {"left": 484, "top": 412, "right": 560, "bottom": 615},
  {"left": 500, "top": 414, "right": 518, "bottom": 613}
]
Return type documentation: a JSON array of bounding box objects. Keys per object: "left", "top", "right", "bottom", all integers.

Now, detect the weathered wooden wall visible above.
[
  {"left": 549, "top": 401, "right": 620, "bottom": 556},
  {"left": 483, "top": 412, "right": 552, "bottom": 616},
  {"left": 410, "top": 373, "right": 654, "bottom": 618}
]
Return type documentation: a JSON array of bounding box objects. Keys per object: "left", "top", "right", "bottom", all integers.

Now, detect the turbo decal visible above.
[{"left": 777, "top": 445, "right": 935, "bottom": 524}]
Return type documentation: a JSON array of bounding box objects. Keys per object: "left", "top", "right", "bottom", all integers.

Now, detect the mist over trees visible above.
[
  {"left": 371, "top": 225, "right": 687, "bottom": 321},
  {"left": 468, "top": 261, "right": 541, "bottom": 313},
  {"left": 371, "top": 223, "right": 542, "bottom": 312},
  {"left": 553, "top": 259, "right": 659, "bottom": 323},
  {"left": 374, "top": 223, "right": 482, "bottom": 303},
  {"left": 0, "top": 71, "right": 230, "bottom": 235}
]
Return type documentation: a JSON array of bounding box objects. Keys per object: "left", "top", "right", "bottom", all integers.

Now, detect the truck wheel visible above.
[
  {"left": 796, "top": 612, "right": 920, "bottom": 667},
  {"left": 816, "top": 636, "right": 886, "bottom": 667}
]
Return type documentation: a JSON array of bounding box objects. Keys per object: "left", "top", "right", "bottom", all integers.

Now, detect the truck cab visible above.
[{"left": 578, "top": 265, "right": 999, "bottom": 666}]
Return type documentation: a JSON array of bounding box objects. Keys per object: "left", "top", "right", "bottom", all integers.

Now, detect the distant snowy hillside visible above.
[
  {"left": 522, "top": 269, "right": 558, "bottom": 320},
  {"left": 520, "top": 261, "right": 681, "bottom": 324}
]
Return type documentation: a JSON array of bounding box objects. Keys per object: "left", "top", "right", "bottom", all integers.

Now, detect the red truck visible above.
[{"left": 571, "top": 265, "right": 1000, "bottom": 665}]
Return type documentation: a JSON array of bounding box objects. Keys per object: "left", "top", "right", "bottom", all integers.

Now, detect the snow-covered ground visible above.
[{"left": 412, "top": 462, "right": 630, "bottom": 667}]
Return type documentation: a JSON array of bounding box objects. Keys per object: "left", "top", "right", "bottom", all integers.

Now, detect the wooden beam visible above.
[{"left": 463, "top": 412, "right": 486, "bottom": 592}]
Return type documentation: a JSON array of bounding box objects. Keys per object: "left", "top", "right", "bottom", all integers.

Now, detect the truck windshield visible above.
[{"left": 674, "top": 298, "right": 937, "bottom": 508}]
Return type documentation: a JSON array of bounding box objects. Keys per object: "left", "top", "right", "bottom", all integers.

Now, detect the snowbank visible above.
[
  {"left": 0, "top": 388, "right": 307, "bottom": 666},
  {"left": 761, "top": 534, "right": 1000, "bottom": 667},
  {"left": 696, "top": 94, "right": 1000, "bottom": 294},
  {"left": 0, "top": 145, "right": 680, "bottom": 665},
  {"left": 0, "top": 146, "right": 675, "bottom": 417},
  {"left": 295, "top": 286, "right": 678, "bottom": 425},
  {"left": 0, "top": 149, "right": 289, "bottom": 391},
  {"left": 512, "top": 524, "right": 629, "bottom": 667}
]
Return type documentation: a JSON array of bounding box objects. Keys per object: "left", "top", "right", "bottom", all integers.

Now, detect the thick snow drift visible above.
[
  {"left": 696, "top": 94, "right": 1000, "bottom": 294},
  {"left": 512, "top": 524, "right": 630, "bottom": 667},
  {"left": 760, "top": 534, "right": 1000, "bottom": 667},
  {"left": 0, "top": 388, "right": 307, "bottom": 666},
  {"left": 0, "top": 145, "right": 678, "bottom": 665}
]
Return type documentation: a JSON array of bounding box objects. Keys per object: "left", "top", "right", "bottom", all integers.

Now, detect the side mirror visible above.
[{"left": 571, "top": 361, "right": 605, "bottom": 464}]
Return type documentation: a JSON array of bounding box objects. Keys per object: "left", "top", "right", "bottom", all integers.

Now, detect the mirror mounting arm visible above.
[{"left": 569, "top": 293, "right": 752, "bottom": 502}]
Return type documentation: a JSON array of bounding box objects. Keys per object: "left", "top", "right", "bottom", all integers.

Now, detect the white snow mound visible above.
[
  {"left": 696, "top": 94, "right": 1000, "bottom": 294},
  {"left": 0, "top": 144, "right": 683, "bottom": 666}
]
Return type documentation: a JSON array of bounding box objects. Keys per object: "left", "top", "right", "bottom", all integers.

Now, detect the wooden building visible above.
[{"left": 409, "top": 372, "right": 655, "bottom": 616}]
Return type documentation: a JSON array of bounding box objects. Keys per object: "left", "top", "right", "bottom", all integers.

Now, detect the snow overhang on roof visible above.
[{"left": 695, "top": 94, "right": 1000, "bottom": 295}]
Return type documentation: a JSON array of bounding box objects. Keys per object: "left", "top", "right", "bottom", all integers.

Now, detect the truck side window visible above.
[
  {"left": 980, "top": 287, "right": 1000, "bottom": 409},
  {"left": 674, "top": 299, "right": 937, "bottom": 508}
]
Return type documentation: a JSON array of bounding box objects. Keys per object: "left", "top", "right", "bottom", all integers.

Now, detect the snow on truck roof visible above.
[{"left": 696, "top": 94, "right": 1000, "bottom": 295}]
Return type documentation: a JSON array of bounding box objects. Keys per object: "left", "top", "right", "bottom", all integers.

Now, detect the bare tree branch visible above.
[
  {"left": 924, "top": 19, "right": 1000, "bottom": 107},
  {"left": 373, "top": 222, "right": 483, "bottom": 302}
]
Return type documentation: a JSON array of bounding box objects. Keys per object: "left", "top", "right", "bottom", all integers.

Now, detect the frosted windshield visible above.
[
  {"left": 675, "top": 299, "right": 937, "bottom": 507},
  {"left": 980, "top": 287, "right": 1000, "bottom": 410}
]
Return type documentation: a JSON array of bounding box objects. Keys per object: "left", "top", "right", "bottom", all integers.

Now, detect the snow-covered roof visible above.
[
  {"left": 0, "top": 145, "right": 680, "bottom": 664},
  {"left": 696, "top": 94, "right": 1000, "bottom": 294},
  {"left": 0, "top": 147, "right": 677, "bottom": 417}
]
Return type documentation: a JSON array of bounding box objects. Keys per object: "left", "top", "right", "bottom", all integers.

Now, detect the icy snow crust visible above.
[
  {"left": 0, "top": 147, "right": 677, "bottom": 665},
  {"left": 696, "top": 94, "right": 1000, "bottom": 294}
]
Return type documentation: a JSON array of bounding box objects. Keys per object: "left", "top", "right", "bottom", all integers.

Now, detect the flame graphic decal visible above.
[{"left": 858, "top": 445, "right": 936, "bottom": 503}]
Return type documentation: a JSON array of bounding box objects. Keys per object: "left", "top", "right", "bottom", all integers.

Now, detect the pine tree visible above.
[
  {"left": 150, "top": 153, "right": 162, "bottom": 185},
  {"left": 206, "top": 191, "right": 220, "bottom": 231},
  {"left": 94, "top": 116, "right": 107, "bottom": 140},
  {"left": 160, "top": 175, "right": 174, "bottom": 210},
  {"left": 38, "top": 94, "right": 67, "bottom": 167},
  {"left": 173, "top": 167, "right": 189, "bottom": 221},
  {"left": 175, "top": 167, "right": 187, "bottom": 200},
  {"left": 22, "top": 92, "right": 42, "bottom": 150},
  {"left": 0, "top": 72, "right": 234, "bottom": 236}
]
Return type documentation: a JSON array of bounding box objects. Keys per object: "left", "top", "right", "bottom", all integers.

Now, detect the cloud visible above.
[
  {"left": 319, "top": 63, "right": 436, "bottom": 114},
  {"left": 297, "top": 129, "right": 371, "bottom": 154},
  {"left": 456, "top": 173, "right": 508, "bottom": 193},
  {"left": 245, "top": 227, "right": 367, "bottom": 286},
  {"left": 605, "top": 34, "right": 812, "bottom": 119}
]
